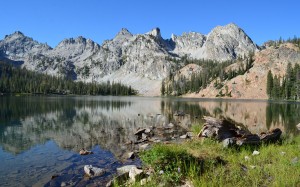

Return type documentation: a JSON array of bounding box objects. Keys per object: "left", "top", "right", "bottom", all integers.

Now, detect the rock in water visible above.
[
  {"left": 79, "top": 149, "right": 93, "bottom": 155},
  {"left": 84, "top": 165, "right": 105, "bottom": 177}
]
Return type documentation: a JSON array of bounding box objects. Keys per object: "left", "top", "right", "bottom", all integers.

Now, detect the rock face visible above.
[
  {"left": 170, "top": 23, "right": 258, "bottom": 61},
  {"left": 0, "top": 23, "right": 257, "bottom": 96}
]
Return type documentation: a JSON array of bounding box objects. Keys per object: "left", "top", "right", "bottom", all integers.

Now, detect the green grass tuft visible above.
[{"left": 135, "top": 136, "right": 300, "bottom": 187}]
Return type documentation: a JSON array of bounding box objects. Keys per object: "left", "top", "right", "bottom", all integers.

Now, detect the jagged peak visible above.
[
  {"left": 116, "top": 28, "right": 132, "bottom": 36},
  {"left": 225, "top": 22, "right": 240, "bottom": 29},
  {"left": 58, "top": 36, "right": 89, "bottom": 45},
  {"left": 146, "top": 27, "right": 161, "bottom": 38},
  {"left": 210, "top": 23, "right": 244, "bottom": 35},
  {"left": 4, "top": 31, "right": 27, "bottom": 40}
]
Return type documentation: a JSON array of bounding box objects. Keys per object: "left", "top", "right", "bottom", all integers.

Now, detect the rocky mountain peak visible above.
[
  {"left": 146, "top": 27, "right": 162, "bottom": 38},
  {"left": 4, "top": 31, "right": 25, "bottom": 40},
  {"left": 0, "top": 23, "right": 263, "bottom": 96},
  {"left": 116, "top": 28, "right": 132, "bottom": 37},
  {"left": 0, "top": 31, "right": 51, "bottom": 61},
  {"left": 112, "top": 28, "right": 133, "bottom": 43}
]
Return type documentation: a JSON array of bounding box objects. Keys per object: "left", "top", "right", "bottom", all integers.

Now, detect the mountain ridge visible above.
[{"left": 0, "top": 23, "right": 259, "bottom": 96}]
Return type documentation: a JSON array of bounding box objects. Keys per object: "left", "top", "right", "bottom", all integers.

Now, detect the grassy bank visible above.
[{"left": 134, "top": 129, "right": 300, "bottom": 186}]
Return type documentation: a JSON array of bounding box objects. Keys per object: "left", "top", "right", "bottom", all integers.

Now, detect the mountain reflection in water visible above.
[{"left": 0, "top": 96, "right": 300, "bottom": 186}]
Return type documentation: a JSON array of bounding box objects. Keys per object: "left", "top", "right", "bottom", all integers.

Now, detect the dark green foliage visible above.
[
  {"left": 267, "top": 62, "right": 300, "bottom": 100},
  {"left": 267, "top": 70, "right": 273, "bottom": 97},
  {"left": 0, "top": 62, "right": 136, "bottom": 96}
]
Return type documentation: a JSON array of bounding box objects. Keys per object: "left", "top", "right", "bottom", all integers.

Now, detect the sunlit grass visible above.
[{"left": 135, "top": 135, "right": 300, "bottom": 186}]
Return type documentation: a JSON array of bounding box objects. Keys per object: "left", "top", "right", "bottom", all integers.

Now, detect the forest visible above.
[
  {"left": 267, "top": 62, "right": 300, "bottom": 100},
  {"left": 0, "top": 62, "right": 136, "bottom": 96},
  {"left": 161, "top": 53, "right": 254, "bottom": 96}
]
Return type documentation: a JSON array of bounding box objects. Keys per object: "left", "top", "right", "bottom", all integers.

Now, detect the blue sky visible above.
[{"left": 1, "top": 0, "right": 299, "bottom": 47}]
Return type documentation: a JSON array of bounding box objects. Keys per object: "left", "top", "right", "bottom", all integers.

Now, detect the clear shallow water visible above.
[{"left": 0, "top": 96, "right": 300, "bottom": 186}]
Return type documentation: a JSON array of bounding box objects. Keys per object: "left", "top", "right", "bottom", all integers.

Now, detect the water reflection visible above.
[
  {"left": 0, "top": 96, "right": 300, "bottom": 186},
  {"left": 1, "top": 97, "right": 300, "bottom": 155}
]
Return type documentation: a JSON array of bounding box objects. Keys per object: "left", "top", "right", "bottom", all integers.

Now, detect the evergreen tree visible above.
[{"left": 267, "top": 70, "right": 273, "bottom": 98}]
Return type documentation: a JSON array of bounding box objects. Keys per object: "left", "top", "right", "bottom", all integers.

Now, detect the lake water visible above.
[{"left": 1, "top": 96, "right": 300, "bottom": 186}]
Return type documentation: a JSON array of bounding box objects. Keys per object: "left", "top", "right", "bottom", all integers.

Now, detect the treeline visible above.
[
  {"left": 265, "top": 36, "right": 300, "bottom": 47},
  {"left": 0, "top": 62, "right": 136, "bottom": 95},
  {"left": 267, "top": 63, "right": 300, "bottom": 100},
  {"left": 162, "top": 53, "right": 254, "bottom": 96}
]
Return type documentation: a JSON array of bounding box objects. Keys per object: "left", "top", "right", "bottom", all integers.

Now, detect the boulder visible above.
[
  {"left": 129, "top": 167, "right": 144, "bottom": 182},
  {"left": 127, "top": 152, "right": 135, "bottom": 159},
  {"left": 297, "top": 123, "right": 300, "bottom": 130},
  {"left": 139, "top": 144, "right": 150, "bottom": 150},
  {"left": 167, "top": 123, "right": 174, "bottom": 128},
  {"left": 145, "top": 128, "right": 152, "bottom": 134},
  {"left": 84, "top": 165, "right": 105, "bottom": 177},
  {"left": 142, "top": 133, "right": 148, "bottom": 140},
  {"left": 180, "top": 134, "right": 188, "bottom": 139},
  {"left": 198, "top": 116, "right": 282, "bottom": 147},
  {"left": 117, "top": 165, "right": 137, "bottom": 174},
  {"left": 222, "top": 138, "right": 236, "bottom": 148},
  {"left": 134, "top": 128, "right": 146, "bottom": 136}
]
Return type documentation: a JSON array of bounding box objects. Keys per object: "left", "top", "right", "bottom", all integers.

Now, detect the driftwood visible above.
[{"left": 198, "top": 116, "right": 282, "bottom": 147}]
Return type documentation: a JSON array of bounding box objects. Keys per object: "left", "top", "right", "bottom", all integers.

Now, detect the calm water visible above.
[{"left": 1, "top": 96, "right": 300, "bottom": 186}]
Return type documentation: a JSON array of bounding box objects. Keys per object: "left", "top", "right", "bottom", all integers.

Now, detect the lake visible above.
[{"left": 1, "top": 96, "right": 300, "bottom": 186}]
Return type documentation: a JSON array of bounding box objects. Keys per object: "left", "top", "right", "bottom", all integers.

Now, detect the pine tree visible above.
[{"left": 266, "top": 70, "right": 273, "bottom": 98}]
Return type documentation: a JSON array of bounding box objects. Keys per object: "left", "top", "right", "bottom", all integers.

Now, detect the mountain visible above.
[
  {"left": 170, "top": 23, "right": 258, "bottom": 61},
  {"left": 184, "top": 43, "right": 300, "bottom": 99},
  {"left": 0, "top": 23, "right": 258, "bottom": 96}
]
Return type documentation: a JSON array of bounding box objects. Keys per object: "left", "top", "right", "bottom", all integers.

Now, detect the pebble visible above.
[
  {"left": 140, "top": 178, "right": 147, "bottom": 185},
  {"left": 252, "top": 150, "right": 260, "bottom": 155},
  {"left": 244, "top": 156, "right": 250, "bottom": 161},
  {"left": 291, "top": 157, "right": 299, "bottom": 164},
  {"left": 280, "top": 151, "right": 286, "bottom": 156}
]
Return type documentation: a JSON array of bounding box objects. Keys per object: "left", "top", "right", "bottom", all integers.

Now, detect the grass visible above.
[{"left": 135, "top": 133, "right": 300, "bottom": 187}]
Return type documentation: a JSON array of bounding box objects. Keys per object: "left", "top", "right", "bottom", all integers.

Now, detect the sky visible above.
[{"left": 1, "top": 0, "right": 299, "bottom": 47}]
